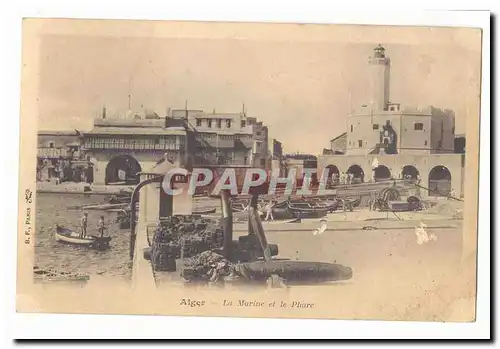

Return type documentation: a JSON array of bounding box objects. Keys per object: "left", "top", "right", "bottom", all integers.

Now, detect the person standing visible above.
[
  {"left": 98, "top": 215, "right": 106, "bottom": 237},
  {"left": 342, "top": 199, "right": 348, "bottom": 220},
  {"left": 265, "top": 200, "right": 274, "bottom": 222},
  {"left": 80, "top": 213, "right": 88, "bottom": 238}
]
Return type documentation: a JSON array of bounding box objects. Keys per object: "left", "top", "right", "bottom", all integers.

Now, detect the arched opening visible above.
[
  {"left": 374, "top": 165, "right": 391, "bottom": 182},
  {"left": 105, "top": 155, "right": 142, "bottom": 185},
  {"left": 428, "top": 165, "right": 452, "bottom": 197},
  {"left": 347, "top": 164, "right": 364, "bottom": 183},
  {"left": 401, "top": 165, "right": 420, "bottom": 180},
  {"left": 324, "top": 165, "right": 340, "bottom": 186}
]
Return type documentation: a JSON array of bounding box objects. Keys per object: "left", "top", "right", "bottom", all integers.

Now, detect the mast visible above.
[
  {"left": 128, "top": 77, "right": 132, "bottom": 111},
  {"left": 184, "top": 100, "right": 189, "bottom": 168}
]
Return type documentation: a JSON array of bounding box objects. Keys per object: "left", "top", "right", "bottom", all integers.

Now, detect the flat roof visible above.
[
  {"left": 83, "top": 127, "right": 186, "bottom": 136},
  {"left": 38, "top": 130, "right": 80, "bottom": 136}
]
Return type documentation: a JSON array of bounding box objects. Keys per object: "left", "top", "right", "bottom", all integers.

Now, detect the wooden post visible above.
[
  {"left": 248, "top": 193, "right": 259, "bottom": 235},
  {"left": 220, "top": 189, "right": 233, "bottom": 260},
  {"left": 248, "top": 194, "right": 271, "bottom": 261}
]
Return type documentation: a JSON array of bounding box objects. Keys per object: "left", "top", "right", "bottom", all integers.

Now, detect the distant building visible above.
[
  {"left": 270, "top": 139, "right": 286, "bottom": 176},
  {"left": 76, "top": 105, "right": 270, "bottom": 185},
  {"left": 284, "top": 153, "right": 318, "bottom": 182},
  {"left": 319, "top": 45, "right": 465, "bottom": 198},
  {"left": 166, "top": 107, "right": 269, "bottom": 169},
  {"left": 36, "top": 131, "right": 91, "bottom": 182},
  {"left": 82, "top": 109, "right": 186, "bottom": 185},
  {"left": 323, "top": 132, "right": 347, "bottom": 155}
]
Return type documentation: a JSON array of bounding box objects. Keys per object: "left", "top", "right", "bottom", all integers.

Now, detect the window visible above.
[
  {"left": 226, "top": 119, "right": 231, "bottom": 128},
  {"left": 256, "top": 131, "right": 261, "bottom": 136},
  {"left": 260, "top": 159, "right": 266, "bottom": 166},
  {"left": 386, "top": 120, "right": 391, "bottom": 126},
  {"left": 49, "top": 141, "right": 55, "bottom": 148},
  {"left": 373, "top": 124, "right": 379, "bottom": 130},
  {"left": 414, "top": 123, "right": 424, "bottom": 131},
  {"left": 217, "top": 119, "right": 222, "bottom": 128},
  {"left": 241, "top": 120, "right": 246, "bottom": 128},
  {"left": 390, "top": 106, "right": 396, "bottom": 111},
  {"left": 350, "top": 125, "right": 353, "bottom": 132},
  {"left": 208, "top": 119, "right": 213, "bottom": 128},
  {"left": 438, "top": 141, "right": 442, "bottom": 148},
  {"left": 358, "top": 140, "right": 363, "bottom": 148},
  {"left": 196, "top": 119, "right": 202, "bottom": 127},
  {"left": 424, "top": 140, "right": 428, "bottom": 146}
]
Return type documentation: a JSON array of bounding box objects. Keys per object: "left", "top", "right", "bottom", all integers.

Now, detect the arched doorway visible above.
[
  {"left": 105, "top": 155, "right": 142, "bottom": 185},
  {"left": 428, "top": 165, "right": 452, "bottom": 197},
  {"left": 347, "top": 164, "right": 364, "bottom": 183},
  {"left": 374, "top": 165, "right": 391, "bottom": 182},
  {"left": 401, "top": 165, "right": 419, "bottom": 180},
  {"left": 324, "top": 165, "right": 340, "bottom": 186}
]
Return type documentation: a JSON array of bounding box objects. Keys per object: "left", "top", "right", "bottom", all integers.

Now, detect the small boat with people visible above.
[{"left": 55, "top": 225, "right": 111, "bottom": 250}]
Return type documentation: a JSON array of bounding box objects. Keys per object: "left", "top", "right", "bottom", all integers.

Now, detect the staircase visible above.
[{"left": 369, "top": 143, "right": 387, "bottom": 155}]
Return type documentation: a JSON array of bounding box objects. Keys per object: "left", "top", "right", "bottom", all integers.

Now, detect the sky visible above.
[{"left": 31, "top": 20, "right": 482, "bottom": 154}]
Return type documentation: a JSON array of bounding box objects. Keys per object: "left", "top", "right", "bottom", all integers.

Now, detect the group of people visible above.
[
  {"left": 400, "top": 173, "right": 422, "bottom": 183},
  {"left": 330, "top": 172, "right": 356, "bottom": 186},
  {"left": 79, "top": 213, "right": 107, "bottom": 238},
  {"left": 242, "top": 200, "right": 276, "bottom": 222}
]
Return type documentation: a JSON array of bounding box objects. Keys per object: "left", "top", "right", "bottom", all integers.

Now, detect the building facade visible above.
[
  {"left": 166, "top": 108, "right": 269, "bottom": 169},
  {"left": 74, "top": 106, "right": 270, "bottom": 185},
  {"left": 319, "top": 45, "right": 465, "bottom": 198},
  {"left": 270, "top": 139, "right": 286, "bottom": 176},
  {"left": 82, "top": 115, "right": 186, "bottom": 185},
  {"left": 284, "top": 154, "right": 319, "bottom": 183},
  {"left": 37, "top": 131, "right": 92, "bottom": 182}
]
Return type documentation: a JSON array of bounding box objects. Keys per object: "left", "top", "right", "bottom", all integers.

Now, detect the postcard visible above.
[{"left": 16, "top": 18, "right": 482, "bottom": 322}]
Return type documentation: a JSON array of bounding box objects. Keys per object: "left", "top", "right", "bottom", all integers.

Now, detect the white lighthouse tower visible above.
[{"left": 368, "top": 44, "right": 391, "bottom": 112}]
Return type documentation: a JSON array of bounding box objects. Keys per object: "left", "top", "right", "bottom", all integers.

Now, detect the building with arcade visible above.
[
  {"left": 318, "top": 45, "right": 466, "bottom": 198},
  {"left": 79, "top": 107, "right": 270, "bottom": 185}
]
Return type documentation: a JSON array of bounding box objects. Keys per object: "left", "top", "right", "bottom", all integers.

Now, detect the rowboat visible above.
[
  {"left": 55, "top": 225, "right": 111, "bottom": 250},
  {"left": 192, "top": 208, "right": 217, "bottom": 215},
  {"left": 286, "top": 201, "right": 328, "bottom": 218}
]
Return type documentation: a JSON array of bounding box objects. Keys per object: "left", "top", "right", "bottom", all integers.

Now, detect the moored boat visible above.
[
  {"left": 192, "top": 208, "right": 217, "bottom": 215},
  {"left": 55, "top": 225, "right": 111, "bottom": 250},
  {"left": 286, "top": 202, "right": 328, "bottom": 218}
]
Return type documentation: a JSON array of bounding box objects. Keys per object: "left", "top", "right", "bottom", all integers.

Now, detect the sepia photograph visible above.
[{"left": 16, "top": 16, "right": 484, "bottom": 325}]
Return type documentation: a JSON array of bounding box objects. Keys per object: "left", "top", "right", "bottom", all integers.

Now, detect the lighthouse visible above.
[{"left": 368, "top": 44, "right": 391, "bottom": 112}]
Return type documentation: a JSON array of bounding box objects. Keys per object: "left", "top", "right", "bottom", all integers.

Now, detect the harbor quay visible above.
[
  {"left": 33, "top": 44, "right": 471, "bottom": 319},
  {"left": 147, "top": 206, "right": 466, "bottom": 321}
]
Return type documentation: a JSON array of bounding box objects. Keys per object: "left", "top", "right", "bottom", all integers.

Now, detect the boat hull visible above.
[
  {"left": 234, "top": 260, "right": 353, "bottom": 284},
  {"left": 55, "top": 226, "right": 111, "bottom": 250}
]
